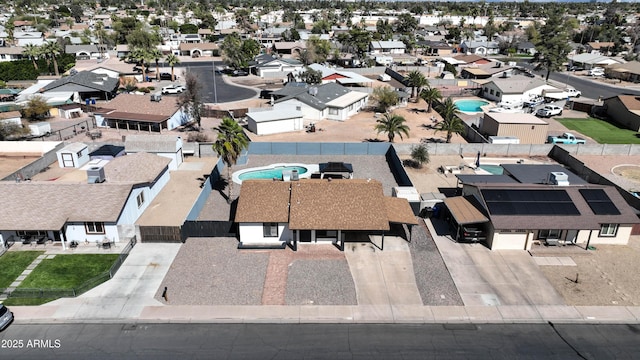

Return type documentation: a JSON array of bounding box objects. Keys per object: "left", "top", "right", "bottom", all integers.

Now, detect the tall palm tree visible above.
[
  {"left": 420, "top": 86, "right": 442, "bottom": 113},
  {"left": 374, "top": 113, "right": 410, "bottom": 143},
  {"left": 42, "top": 41, "right": 62, "bottom": 76},
  {"left": 404, "top": 70, "right": 427, "bottom": 100},
  {"left": 23, "top": 43, "right": 40, "bottom": 71},
  {"left": 434, "top": 97, "right": 465, "bottom": 143},
  {"left": 213, "top": 117, "right": 250, "bottom": 203},
  {"left": 165, "top": 54, "right": 180, "bottom": 82},
  {"left": 149, "top": 48, "right": 163, "bottom": 81},
  {"left": 129, "top": 48, "right": 152, "bottom": 79}
]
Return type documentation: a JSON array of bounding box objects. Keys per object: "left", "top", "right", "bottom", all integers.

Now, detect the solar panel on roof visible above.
[
  {"left": 481, "top": 189, "right": 580, "bottom": 216},
  {"left": 579, "top": 189, "right": 620, "bottom": 215}
]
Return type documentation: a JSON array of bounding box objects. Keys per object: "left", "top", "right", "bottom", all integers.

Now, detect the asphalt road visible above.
[
  {"left": 1, "top": 323, "right": 639, "bottom": 359},
  {"left": 181, "top": 61, "right": 257, "bottom": 104},
  {"left": 518, "top": 63, "right": 640, "bottom": 100}
]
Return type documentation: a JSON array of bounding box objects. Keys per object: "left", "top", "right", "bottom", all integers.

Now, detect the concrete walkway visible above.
[{"left": 0, "top": 253, "right": 48, "bottom": 302}]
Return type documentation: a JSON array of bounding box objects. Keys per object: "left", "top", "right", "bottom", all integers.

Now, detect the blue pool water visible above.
[
  {"left": 238, "top": 166, "right": 308, "bottom": 180},
  {"left": 455, "top": 99, "right": 489, "bottom": 112},
  {"left": 479, "top": 165, "right": 504, "bottom": 175}
]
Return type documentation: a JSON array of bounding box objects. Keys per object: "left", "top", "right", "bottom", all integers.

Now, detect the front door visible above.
[
  {"left": 299, "top": 230, "right": 311, "bottom": 242},
  {"left": 566, "top": 230, "right": 578, "bottom": 244},
  {"left": 61, "top": 153, "right": 74, "bottom": 168}
]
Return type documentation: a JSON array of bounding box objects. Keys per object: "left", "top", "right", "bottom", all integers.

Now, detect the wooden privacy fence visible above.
[{"left": 138, "top": 222, "right": 237, "bottom": 243}]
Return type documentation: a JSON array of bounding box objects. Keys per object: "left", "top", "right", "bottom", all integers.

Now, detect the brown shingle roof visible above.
[
  {"left": 103, "top": 152, "right": 170, "bottom": 184},
  {"left": 444, "top": 196, "right": 489, "bottom": 225},
  {"left": 178, "top": 42, "right": 218, "bottom": 51},
  {"left": 103, "top": 111, "right": 169, "bottom": 122},
  {"left": 385, "top": 197, "right": 419, "bottom": 225},
  {"left": 0, "top": 183, "right": 132, "bottom": 230},
  {"left": 102, "top": 94, "right": 180, "bottom": 117},
  {"left": 288, "top": 179, "right": 389, "bottom": 231},
  {"left": 234, "top": 180, "right": 291, "bottom": 223},
  {"left": 617, "top": 95, "right": 640, "bottom": 111}
]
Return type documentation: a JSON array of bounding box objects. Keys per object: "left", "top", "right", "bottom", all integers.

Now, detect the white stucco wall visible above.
[
  {"left": 249, "top": 117, "right": 303, "bottom": 135},
  {"left": 239, "top": 222, "right": 291, "bottom": 244},
  {"left": 65, "top": 222, "right": 119, "bottom": 243},
  {"left": 582, "top": 226, "right": 632, "bottom": 246},
  {"left": 274, "top": 100, "right": 324, "bottom": 121},
  {"left": 167, "top": 109, "right": 190, "bottom": 130}
]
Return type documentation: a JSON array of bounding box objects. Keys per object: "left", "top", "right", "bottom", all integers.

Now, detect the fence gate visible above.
[{"left": 138, "top": 226, "right": 184, "bottom": 243}]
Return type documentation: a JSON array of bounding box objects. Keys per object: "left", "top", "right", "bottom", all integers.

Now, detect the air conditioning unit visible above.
[
  {"left": 87, "top": 166, "right": 106, "bottom": 183},
  {"left": 547, "top": 172, "right": 569, "bottom": 186},
  {"left": 291, "top": 169, "right": 299, "bottom": 181},
  {"left": 150, "top": 93, "right": 162, "bottom": 102}
]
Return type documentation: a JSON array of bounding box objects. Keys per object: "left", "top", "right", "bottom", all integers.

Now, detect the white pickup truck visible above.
[{"left": 547, "top": 132, "right": 586, "bottom": 144}]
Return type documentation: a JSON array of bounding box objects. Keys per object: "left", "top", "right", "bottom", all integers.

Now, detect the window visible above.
[
  {"left": 85, "top": 222, "right": 105, "bottom": 234},
  {"left": 137, "top": 192, "right": 145, "bottom": 208},
  {"left": 348, "top": 104, "right": 354, "bottom": 111},
  {"left": 496, "top": 92, "right": 501, "bottom": 97},
  {"left": 599, "top": 224, "right": 618, "bottom": 237},
  {"left": 489, "top": 89, "right": 494, "bottom": 95},
  {"left": 263, "top": 223, "right": 278, "bottom": 237},
  {"left": 329, "top": 108, "right": 339, "bottom": 115},
  {"left": 316, "top": 230, "right": 337, "bottom": 238},
  {"left": 295, "top": 106, "right": 301, "bottom": 111},
  {"left": 538, "top": 229, "right": 560, "bottom": 239}
]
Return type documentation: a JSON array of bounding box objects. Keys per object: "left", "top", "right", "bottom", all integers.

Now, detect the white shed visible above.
[
  {"left": 247, "top": 109, "right": 304, "bottom": 135},
  {"left": 56, "top": 142, "right": 90, "bottom": 168}
]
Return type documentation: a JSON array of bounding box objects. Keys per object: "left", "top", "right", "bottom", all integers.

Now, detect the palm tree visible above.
[
  {"left": 129, "top": 48, "right": 152, "bottom": 79},
  {"left": 404, "top": 70, "right": 427, "bottom": 101},
  {"left": 165, "top": 54, "right": 180, "bottom": 82},
  {"left": 434, "top": 97, "right": 465, "bottom": 143},
  {"left": 42, "top": 41, "right": 62, "bottom": 76},
  {"left": 374, "top": 113, "right": 410, "bottom": 143},
  {"left": 23, "top": 43, "right": 40, "bottom": 71},
  {"left": 149, "top": 48, "right": 163, "bottom": 81},
  {"left": 213, "top": 117, "right": 250, "bottom": 203},
  {"left": 420, "top": 87, "right": 442, "bottom": 113},
  {"left": 410, "top": 144, "right": 430, "bottom": 168}
]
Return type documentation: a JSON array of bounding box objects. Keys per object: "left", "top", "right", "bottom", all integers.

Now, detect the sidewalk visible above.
[{"left": 8, "top": 235, "right": 640, "bottom": 324}]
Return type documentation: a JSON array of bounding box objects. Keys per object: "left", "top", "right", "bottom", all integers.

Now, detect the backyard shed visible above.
[
  {"left": 89, "top": 144, "right": 125, "bottom": 160},
  {"left": 246, "top": 109, "right": 304, "bottom": 135},
  {"left": 56, "top": 142, "right": 89, "bottom": 168},
  {"left": 480, "top": 113, "right": 548, "bottom": 144}
]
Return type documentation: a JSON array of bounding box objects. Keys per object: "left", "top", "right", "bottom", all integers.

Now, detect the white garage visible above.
[{"left": 247, "top": 109, "right": 304, "bottom": 136}]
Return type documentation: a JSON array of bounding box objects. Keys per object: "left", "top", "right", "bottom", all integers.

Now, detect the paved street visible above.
[
  {"left": 1, "top": 323, "right": 640, "bottom": 359},
  {"left": 183, "top": 61, "right": 257, "bottom": 104}
]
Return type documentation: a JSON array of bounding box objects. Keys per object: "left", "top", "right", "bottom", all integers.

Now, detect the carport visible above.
[{"left": 443, "top": 196, "right": 489, "bottom": 242}]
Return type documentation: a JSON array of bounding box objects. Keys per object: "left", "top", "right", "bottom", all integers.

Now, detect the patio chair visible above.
[
  {"left": 36, "top": 236, "right": 47, "bottom": 246},
  {"left": 21, "top": 237, "right": 32, "bottom": 246}
]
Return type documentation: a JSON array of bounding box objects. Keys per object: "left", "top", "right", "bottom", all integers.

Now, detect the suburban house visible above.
[
  {"left": 586, "top": 41, "right": 615, "bottom": 55},
  {"left": 251, "top": 55, "right": 304, "bottom": 78},
  {"left": 369, "top": 41, "right": 406, "bottom": 54},
  {"left": 416, "top": 41, "right": 454, "bottom": 56},
  {"left": 0, "top": 152, "right": 171, "bottom": 248},
  {"left": 13, "top": 31, "right": 45, "bottom": 46},
  {"left": 448, "top": 164, "right": 639, "bottom": 250},
  {"left": 272, "top": 41, "right": 306, "bottom": 56},
  {"left": 477, "top": 76, "right": 556, "bottom": 104},
  {"left": 459, "top": 40, "right": 500, "bottom": 55},
  {"left": 178, "top": 42, "right": 218, "bottom": 57},
  {"left": 605, "top": 61, "right": 640, "bottom": 83},
  {"left": 290, "top": 63, "right": 373, "bottom": 86},
  {"left": 93, "top": 93, "right": 191, "bottom": 133},
  {"left": 479, "top": 113, "right": 549, "bottom": 144},
  {"left": 441, "top": 54, "right": 491, "bottom": 69},
  {"left": 65, "top": 44, "right": 109, "bottom": 60},
  {"left": 0, "top": 46, "right": 24, "bottom": 62},
  {"left": 516, "top": 41, "right": 536, "bottom": 55},
  {"left": 124, "top": 134, "right": 185, "bottom": 170},
  {"left": 460, "top": 63, "right": 515, "bottom": 80},
  {"left": 271, "top": 82, "right": 369, "bottom": 122},
  {"left": 568, "top": 53, "right": 621, "bottom": 70},
  {"left": 602, "top": 95, "right": 640, "bottom": 131},
  {"left": 235, "top": 179, "right": 417, "bottom": 250},
  {"left": 40, "top": 71, "right": 119, "bottom": 102}
]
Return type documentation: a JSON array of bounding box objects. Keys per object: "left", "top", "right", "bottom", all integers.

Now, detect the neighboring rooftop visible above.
[{"left": 103, "top": 152, "right": 171, "bottom": 184}]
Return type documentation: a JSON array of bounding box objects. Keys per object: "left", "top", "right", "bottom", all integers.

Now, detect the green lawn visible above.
[
  {"left": 555, "top": 117, "right": 640, "bottom": 144},
  {"left": 19, "top": 254, "right": 119, "bottom": 289},
  {"left": 0, "top": 251, "right": 44, "bottom": 289}
]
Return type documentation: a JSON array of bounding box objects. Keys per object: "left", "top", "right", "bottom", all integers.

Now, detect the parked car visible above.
[
  {"left": 459, "top": 226, "right": 487, "bottom": 243},
  {"left": 232, "top": 70, "right": 249, "bottom": 77},
  {"left": 0, "top": 304, "right": 13, "bottom": 331},
  {"left": 159, "top": 73, "right": 177, "bottom": 81},
  {"left": 536, "top": 105, "right": 563, "bottom": 118},
  {"left": 161, "top": 84, "right": 186, "bottom": 94},
  {"left": 588, "top": 67, "right": 605, "bottom": 76}
]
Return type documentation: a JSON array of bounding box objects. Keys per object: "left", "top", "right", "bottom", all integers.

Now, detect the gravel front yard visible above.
[{"left": 540, "top": 236, "right": 640, "bottom": 306}]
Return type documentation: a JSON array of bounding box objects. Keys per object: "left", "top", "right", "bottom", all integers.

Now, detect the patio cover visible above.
[{"left": 444, "top": 196, "right": 489, "bottom": 225}]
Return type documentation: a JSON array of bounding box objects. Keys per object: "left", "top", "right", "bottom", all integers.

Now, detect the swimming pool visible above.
[
  {"left": 478, "top": 165, "right": 504, "bottom": 175},
  {"left": 232, "top": 163, "right": 320, "bottom": 184},
  {"left": 455, "top": 99, "right": 489, "bottom": 113}
]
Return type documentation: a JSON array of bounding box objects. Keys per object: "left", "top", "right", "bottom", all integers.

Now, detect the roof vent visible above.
[
  {"left": 308, "top": 87, "right": 318, "bottom": 96},
  {"left": 547, "top": 171, "right": 569, "bottom": 186}
]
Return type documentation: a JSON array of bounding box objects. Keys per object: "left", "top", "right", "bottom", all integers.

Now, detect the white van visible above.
[{"left": 588, "top": 67, "right": 604, "bottom": 76}]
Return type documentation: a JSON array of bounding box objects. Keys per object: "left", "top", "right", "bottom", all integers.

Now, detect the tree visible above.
[
  {"left": 179, "top": 23, "right": 198, "bottom": 34},
  {"left": 220, "top": 33, "right": 258, "bottom": 69},
  {"left": 22, "top": 43, "right": 40, "bottom": 71},
  {"left": 420, "top": 87, "right": 442, "bottom": 113},
  {"left": 42, "top": 41, "right": 62, "bottom": 76},
  {"left": 410, "top": 144, "right": 430, "bottom": 168},
  {"left": 178, "top": 72, "right": 204, "bottom": 129},
  {"left": 533, "top": 11, "right": 575, "bottom": 81},
  {"left": 298, "top": 68, "right": 322, "bottom": 84},
  {"left": 149, "top": 48, "right": 163, "bottom": 81},
  {"left": 434, "top": 97, "right": 465, "bottom": 143},
  {"left": 395, "top": 13, "right": 418, "bottom": 35},
  {"left": 374, "top": 113, "right": 410, "bottom": 143},
  {"left": 405, "top": 70, "right": 428, "bottom": 100},
  {"left": 21, "top": 95, "right": 51, "bottom": 121},
  {"left": 213, "top": 117, "right": 249, "bottom": 203},
  {"left": 128, "top": 47, "right": 151, "bottom": 77},
  {"left": 0, "top": 122, "right": 28, "bottom": 140},
  {"left": 371, "top": 86, "right": 399, "bottom": 113},
  {"left": 165, "top": 54, "right": 180, "bottom": 81}
]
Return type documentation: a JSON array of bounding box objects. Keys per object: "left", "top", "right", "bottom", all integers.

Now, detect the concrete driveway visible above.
[{"left": 426, "top": 219, "right": 565, "bottom": 306}]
